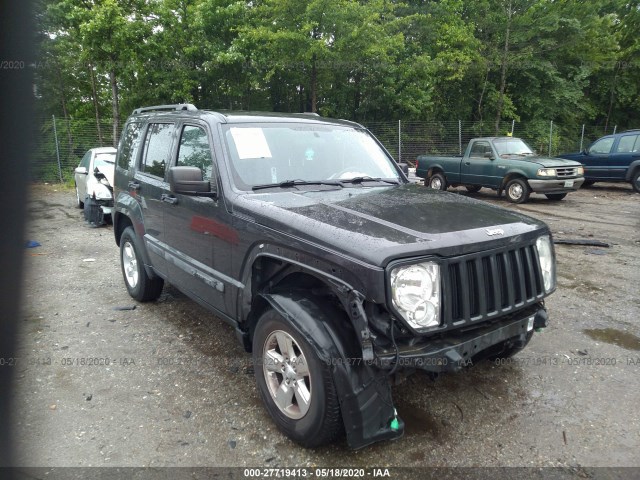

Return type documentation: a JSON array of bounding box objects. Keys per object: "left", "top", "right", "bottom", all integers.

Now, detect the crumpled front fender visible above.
[{"left": 259, "top": 291, "right": 404, "bottom": 449}]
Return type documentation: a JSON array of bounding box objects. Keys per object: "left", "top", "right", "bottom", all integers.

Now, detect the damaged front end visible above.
[{"left": 84, "top": 166, "right": 114, "bottom": 226}]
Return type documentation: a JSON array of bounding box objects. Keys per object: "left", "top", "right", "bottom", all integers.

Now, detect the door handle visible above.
[
  {"left": 465, "top": 162, "right": 471, "bottom": 165},
  {"left": 161, "top": 193, "right": 178, "bottom": 205},
  {"left": 128, "top": 181, "right": 140, "bottom": 191}
]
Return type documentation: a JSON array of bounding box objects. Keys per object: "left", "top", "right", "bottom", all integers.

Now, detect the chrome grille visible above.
[{"left": 555, "top": 167, "right": 579, "bottom": 178}]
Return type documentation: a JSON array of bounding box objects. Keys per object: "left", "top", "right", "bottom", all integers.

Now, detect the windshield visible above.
[
  {"left": 94, "top": 153, "right": 116, "bottom": 169},
  {"left": 492, "top": 138, "right": 535, "bottom": 156},
  {"left": 223, "top": 123, "right": 400, "bottom": 190}
]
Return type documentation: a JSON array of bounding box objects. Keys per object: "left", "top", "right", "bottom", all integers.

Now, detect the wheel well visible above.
[
  {"left": 428, "top": 167, "right": 443, "bottom": 177},
  {"left": 114, "top": 213, "right": 133, "bottom": 246},
  {"left": 501, "top": 173, "right": 527, "bottom": 189},
  {"left": 243, "top": 257, "right": 349, "bottom": 352}
]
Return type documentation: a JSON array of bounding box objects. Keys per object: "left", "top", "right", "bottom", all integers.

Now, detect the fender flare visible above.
[
  {"left": 259, "top": 291, "right": 404, "bottom": 449},
  {"left": 113, "top": 192, "right": 158, "bottom": 280}
]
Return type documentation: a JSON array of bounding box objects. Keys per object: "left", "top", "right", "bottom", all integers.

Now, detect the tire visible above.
[
  {"left": 465, "top": 185, "right": 482, "bottom": 193},
  {"left": 632, "top": 170, "right": 640, "bottom": 193},
  {"left": 505, "top": 178, "right": 531, "bottom": 204},
  {"left": 545, "top": 193, "right": 567, "bottom": 201},
  {"left": 253, "top": 308, "right": 343, "bottom": 447},
  {"left": 75, "top": 184, "right": 84, "bottom": 209},
  {"left": 582, "top": 180, "right": 595, "bottom": 188},
  {"left": 119, "top": 226, "right": 164, "bottom": 302},
  {"left": 428, "top": 172, "right": 447, "bottom": 191}
]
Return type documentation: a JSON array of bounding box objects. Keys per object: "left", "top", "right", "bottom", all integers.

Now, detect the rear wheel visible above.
[
  {"left": 119, "top": 226, "right": 164, "bottom": 302},
  {"left": 428, "top": 172, "right": 447, "bottom": 191},
  {"left": 465, "top": 185, "right": 482, "bottom": 193},
  {"left": 253, "top": 308, "right": 343, "bottom": 447},
  {"left": 545, "top": 193, "right": 567, "bottom": 201},
  {"left": 505, "top": 178, "right": 530, "bottom": 204},
  {"left": 632, "top": 170, "right": 640, "bottom": 193}
]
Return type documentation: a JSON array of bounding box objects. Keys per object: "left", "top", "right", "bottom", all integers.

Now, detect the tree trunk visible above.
[
  {"left": 55, "top": 62, "right": 74, "bottom": 155},
  {"left": 477, "top": 64, "right": 490, "bottom": 122},
  {"left": 310, "top": 53, "right": 318, "bottom": 113},
  {"left": 109, "top": 66, "right": 120, "bottom": 148},
  {"left": 605, "top": 63, "right": 620, "bottom": 132},
  {"left": 89, "top": 63, "right": 103, "bottom": 145},
  {"left": 495, "top": 0, "right": 513, "bottom": 135}
]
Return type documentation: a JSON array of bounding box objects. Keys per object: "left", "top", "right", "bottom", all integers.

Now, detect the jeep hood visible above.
[{"left": 233, "top": 184, "right": 547, "bottom": 265}]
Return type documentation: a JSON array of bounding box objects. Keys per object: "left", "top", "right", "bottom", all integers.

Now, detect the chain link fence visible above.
[
  {"left": 32, "top": 116, "right": 626, "bottom": 182},
  {"left": 365, "top": 120, "right": 624, "bottom": 167}
]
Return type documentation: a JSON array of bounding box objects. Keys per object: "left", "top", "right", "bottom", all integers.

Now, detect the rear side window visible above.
[
  {"left": 118, "top": 122, "right": 142, "bottom": 169},
  {"left": 177, "top": 125, "right": 213, "bottom": 180},
  {"left": 616, "top": 135, "right": 639, "bottom": 153},
  {"left": 142, "top": 123, "right": 174, "bottom": 178}
]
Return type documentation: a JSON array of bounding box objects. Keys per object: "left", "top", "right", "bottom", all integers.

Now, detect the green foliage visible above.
[{"left": 35, "top": 0, "right": 640, "bottom": 133}]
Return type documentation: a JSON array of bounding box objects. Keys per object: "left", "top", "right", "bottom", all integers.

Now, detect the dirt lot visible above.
[{"left": 8, "top": 182, "right": 640, "bottom": 474}]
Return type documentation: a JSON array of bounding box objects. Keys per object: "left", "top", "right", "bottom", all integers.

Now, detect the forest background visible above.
[{"left": 33, "top": 0, "right": 640, "bottom": 179}]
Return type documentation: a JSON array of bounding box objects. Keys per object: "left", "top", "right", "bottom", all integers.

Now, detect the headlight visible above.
[
  {"left": 537, "top": 168, "right": 556, "bottom": 177},
  {"left": 390, "top": 262, "right": 440, "bottom": 330},
  {"left": 576, "top": 166, "right": 584, "bottom": 175},
  {"left": 87, "top": 178, "right": 112, "bottom": 200},
  {"left": 536, "top": 236, "right": 556, "bottom": 292}
]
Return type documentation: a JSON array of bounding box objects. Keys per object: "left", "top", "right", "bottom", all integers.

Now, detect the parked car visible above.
[
  {"left": 74, "top": 147, "right": 116, "bottom": 224},
  {"left": 114, "top": 104, "right": 555, "bottom": 449},
  {"left": 558, "top": 129, "right": 640, "bottom": 192},
  {"left": 416, "top": 137, "right": 585, "bottom": 203}
]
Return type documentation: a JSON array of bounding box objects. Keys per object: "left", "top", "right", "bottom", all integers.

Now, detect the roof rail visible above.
[{"left": 132, "top": 104, "right": 197, "bottom": 115}]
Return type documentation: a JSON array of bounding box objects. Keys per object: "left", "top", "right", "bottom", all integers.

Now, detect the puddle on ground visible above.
[
  {"left": 583, "top": 328, "right": 640, "bottom": 351},
  {"left": 395, "top": 406, "right": 443, "bottom": 438}
]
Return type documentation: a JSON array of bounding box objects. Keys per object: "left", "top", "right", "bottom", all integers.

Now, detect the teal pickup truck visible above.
[{"left": 416, "top": 137, "right": 585, "bottom": 203}]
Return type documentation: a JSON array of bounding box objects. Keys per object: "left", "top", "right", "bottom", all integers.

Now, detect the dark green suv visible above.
[{"left": 113, "top": 104, "right": 556, "bottom": 449}]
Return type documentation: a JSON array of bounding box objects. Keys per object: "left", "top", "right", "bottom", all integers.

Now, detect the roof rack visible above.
[{"left": 132, "top": 104, "right": 197, "bottom": 115}]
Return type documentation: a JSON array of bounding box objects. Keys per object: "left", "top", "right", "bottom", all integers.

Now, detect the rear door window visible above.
[{"left": 615, "top": 135, "right": 639, "bottom": 153}]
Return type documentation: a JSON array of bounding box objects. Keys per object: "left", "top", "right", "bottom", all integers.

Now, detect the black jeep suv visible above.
[{"left": 113, "top": 104, "right": 555, "bottom": 449}]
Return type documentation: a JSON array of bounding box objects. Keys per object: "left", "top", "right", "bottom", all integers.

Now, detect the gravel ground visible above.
[{"left": 9, "top": 182, "right": 640, "bottom": 473}]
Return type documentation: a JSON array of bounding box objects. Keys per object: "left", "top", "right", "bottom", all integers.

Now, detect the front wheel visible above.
[
  {"left": 119, "top": 226, "right": 164, "bottom": 302},
  {"left": 505, "top": 178, "right": 531, "bottom": 204},
  {"left": 545, "top": 193, "right": 567, "bottom": 201},
  {"left": 253, "top": 308, "right": 343, "bottom": 447},
  {"left": 428, "top": 172, "right": 447, "bottom": 191},
  {"left": 632, "top": 170, "right": 640, "bottom": 193}
]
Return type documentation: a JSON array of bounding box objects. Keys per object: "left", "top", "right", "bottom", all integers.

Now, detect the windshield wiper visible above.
[
  {"left": 338, "top": 176, "right": 399, "bottom": 185},
  {"left": 252, "top": 179, "right": 343, "bottom": 191}
]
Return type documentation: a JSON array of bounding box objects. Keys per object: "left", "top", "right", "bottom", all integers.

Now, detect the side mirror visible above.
[
  {"left": 582, "top": 149, "right": 589, "bottom": 155},
  {"left": 398, "top": 162, "right": 409, "bottom": 176},
  {"left": 75, "top": 166, "right": 88, "bottom": 175},
  {"left": 168, "top": 166, "right": 217, "bottom": 198}
]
